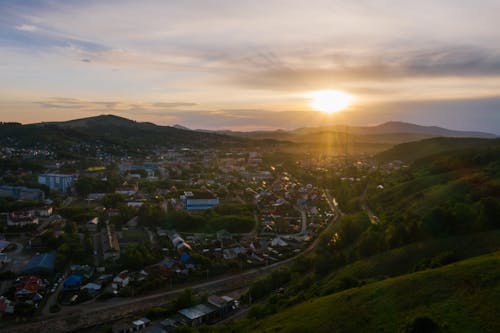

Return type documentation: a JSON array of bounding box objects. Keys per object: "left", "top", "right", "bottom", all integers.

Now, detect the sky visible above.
[{"left": 1, "top": 0, "right": 499, "bottom": 133}]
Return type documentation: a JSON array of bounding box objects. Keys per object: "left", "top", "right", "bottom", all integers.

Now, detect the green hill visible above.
[
  {"left": 243, "top": 252, "right": 500, "bottom": 333},
  {"left": 375, "top": 137, "right": 500, "bottom": 162}
]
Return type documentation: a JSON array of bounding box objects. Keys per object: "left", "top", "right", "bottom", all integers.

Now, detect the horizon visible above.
[
  {"left": 1, "top": 1, "right": 500, "bottom": 133},
  {"left": 5, "top": 113, "right": 499, "bottom": 135}
]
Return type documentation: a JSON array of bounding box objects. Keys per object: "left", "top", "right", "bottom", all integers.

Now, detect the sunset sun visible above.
[{"left": 310, "top": 90, "right": 353, "bottom": 113}]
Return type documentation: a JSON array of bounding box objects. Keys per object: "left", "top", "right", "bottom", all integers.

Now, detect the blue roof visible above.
[
  {"left": 180, "top": 253, "right": 191, "bottom": 263},
  {"left": 64, "top": 275, "right": 82, "bottom": 286},
  {"left": 22, "top": 251, "right": 56, "bottom": 275}
]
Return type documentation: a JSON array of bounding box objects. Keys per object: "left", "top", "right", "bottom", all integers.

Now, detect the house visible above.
[
  {"left": 125, "top": 216, "right": 139, "bottom": 229},
  {"left": 112, "top": 270, "right": 130, "bottom": 290},
  {"left": 207, "top": 295, "right": 238, "bottom": 321},
  {"left": 7, "top": 210, "right": 39, "bottom": 227},
  {"left": 222, "top": 246, "right": 247, "bottom": 260},
  {"left": 22, "top": 251, "right": 56, "bottom": 276},
  {"left": 87, "top": 217, "right": 99, "bottom": 232},
  {"left": 182, "top": 191, "right": 219, "bottom": 211},
  {"left": 132, "top": 317, "right": 151, "bottom": 330},
  {"left": 0, "top": 296, "right": 15, "bottom": 314},
  {"left": 169, "top": 233, "right": 192, "bottom": 253},
  {"left": 63, "top": 275, "right": 82, "bottom": 291},
  {"left": 127, "top": 201, "right": 144, "bottom": 208},
  {"left": 101, "top": 223, "right": 120, "bottom": 260},
  {"left": 15, "top": 276, "right": 46, "bottom": 301},
  {"left": 70, "top": 264, "right": 94, "bottom": 281},
  {"left": 38, "top": 173, "right": 75, "bottom": 192},
  {"left": 112, "top": 317, "right": 151, "bottom": 333},
  {"left": 271, "top": 237, "right": 288, "bottom": 247},
  {"left": 81, "top": 283, "right": 102, "bottom": 295},
  {"left": 0, "top": 185, "right": 45, "bottom": 201},
  {"left": 178, "top": 304, "right": 217, "bottom": 327},
  {"left": 33, "top": 206, "right": 53, "bottom": 217}
]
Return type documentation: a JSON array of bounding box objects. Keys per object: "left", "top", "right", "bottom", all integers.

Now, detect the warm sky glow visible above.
[
  {"left": 310, "top": 90, "right": 352, "bottom": 114},
  {"left": 0, "top": 1, "right": 499, "bottom": 133}
]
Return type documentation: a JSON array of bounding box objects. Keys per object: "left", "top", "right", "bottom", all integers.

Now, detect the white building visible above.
[{"left": 38, "top": 173, "right": 75, "bottom": 192}]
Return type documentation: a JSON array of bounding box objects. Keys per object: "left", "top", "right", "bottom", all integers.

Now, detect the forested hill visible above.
[
  {"left": 375, "top": 137, "right": 500, "bottom": 162},
  {"left": 0, "top": 115, "right": 251, "bottom": 156}
]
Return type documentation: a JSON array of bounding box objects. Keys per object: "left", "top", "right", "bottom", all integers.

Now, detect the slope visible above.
[
  {"left": 375, "top": 137, "right": 500, "bottom": 162},
  {"left": 245, "top": 252, "right": 500, "bottom": 333}
]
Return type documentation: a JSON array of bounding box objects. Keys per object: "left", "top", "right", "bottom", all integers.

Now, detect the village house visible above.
[
  {"left": 7, "top": 210, "right": 39, "bottom": 227},
  {"left": 15, "top": 275, "right": 46, "bottom": 302},
  {"left": 101, "top": 223, "right": 120, "bottom": 260},
  {"left": 112, "top": 270, "right": 130, "bottom": 290}
]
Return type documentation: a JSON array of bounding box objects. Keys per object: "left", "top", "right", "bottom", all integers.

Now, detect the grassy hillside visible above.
[
  {"left": 375, "top": 137, "right": 500, "bottom": 162},
  {"left": 318, "top": 230, "right": 500, "bottom": 296},
  {"left": 243, "top": 252, "right": 500, "bottom": 333}
]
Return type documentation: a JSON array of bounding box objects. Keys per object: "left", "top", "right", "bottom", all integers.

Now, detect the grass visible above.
[
  {"left": 319, "top": 230, "right": 500, "bottom": 295},
  {"left": 120, "top": 228, "right": 149, "bottom": 243},
  {"left": 244, "top": 251, "right": 500, "bottom": 333}
]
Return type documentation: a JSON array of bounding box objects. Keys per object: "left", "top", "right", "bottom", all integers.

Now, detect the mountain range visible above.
[
  {"left": 0, "top": 115, "right": 496, "bottom": 158},
  {"left": 195, "top": 121, "right": 496, "bottom": 144}
]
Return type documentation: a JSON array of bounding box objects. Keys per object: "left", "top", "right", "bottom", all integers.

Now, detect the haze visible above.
[{"left": 1, "top": 0, "right": 500, "bottom": 133}]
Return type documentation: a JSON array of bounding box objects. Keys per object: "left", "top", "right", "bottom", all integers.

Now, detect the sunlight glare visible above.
[{"left": 310, "top": 90, "right": 352, "bottom": 113}]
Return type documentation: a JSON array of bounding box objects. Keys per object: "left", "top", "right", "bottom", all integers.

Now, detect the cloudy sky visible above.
[{"left": 1, "top": 0, "right": 499, "bottom": 133}]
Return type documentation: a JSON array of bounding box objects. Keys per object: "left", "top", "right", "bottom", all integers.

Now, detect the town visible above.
[{"left": 1, "top": 141, "right": 395, "bottom": 332}]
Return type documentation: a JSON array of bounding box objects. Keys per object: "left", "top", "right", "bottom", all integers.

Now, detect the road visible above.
[{"left": 361, "top": 186, "right": 378, "bottom": 224}]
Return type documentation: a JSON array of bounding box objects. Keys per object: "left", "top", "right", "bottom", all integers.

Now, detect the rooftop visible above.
[{"left": 178, "top": 304, "right": 216, "bottom": 320}]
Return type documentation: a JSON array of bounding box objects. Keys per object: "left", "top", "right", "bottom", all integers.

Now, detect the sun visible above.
[{"left": 310, "top": 90, "right": 352, "bottom": 113}]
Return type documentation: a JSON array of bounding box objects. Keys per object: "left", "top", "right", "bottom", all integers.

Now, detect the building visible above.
[
  {"left": 22, "top": 251, "right": 56, "bottom": 276},
  {"left": 38, "top": 173, "right": 75, "bottom": 192},
  {"left": 183, "top": 191, "right": 219, "bottom": 211},
  {"left": 112, "top": 270, "right": 130, "bottom": 290},
  {"left": 63, "top": 275, "right": 82, "bottom": 291},
  {"left": 178, "top": 304, "right": 217, "bottom": 327},
  {"left": 87, "top": 217, "right": 99, "bottom": 232},
  {"left": 101, "top": 223, "right": 120, "bottom": 260},
  {"left": 112, "top": 317, "right": 151, "bottom": 333},
  {"left": 34, "top": 206, "right": 53, "bottom": 217},
  {"left": 15, "top": 276, "right": 46, "bottom": 301},
  {"left": 168, "top": 232, "right": 192, "bottom": 253},
  {"left": 0, "top": 185, "right": 45, "bottom": 201},
  {"left": 207, "top": 295, "right": 238, "bottom": 321},
  {"left": 0, "top": 296, "right": 15, "bottom": 314},
  {"left": 7, "top": 210, "right": 39, "bottom": 227}
]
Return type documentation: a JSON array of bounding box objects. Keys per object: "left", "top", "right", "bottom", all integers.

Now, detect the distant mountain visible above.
[
  {"left": 199, "top": 121, "right": 496, "bottom": 145},
  {"left": 343, "top": 121, "right": 496, "bottom": 137},
  {"left": 0, "top": 115, "right": 248, "bottom": 157}
]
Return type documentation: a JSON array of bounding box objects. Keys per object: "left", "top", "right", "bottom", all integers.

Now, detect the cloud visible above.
[
  {"left": 34, "top": 98, "right": 198, "bottom": 112},
  {"left": 152, "top": 102, "right": 197, "bottom": 108},
  {"left": 15, "top": 24, "right": 37, "bottom": 32},
  {"left": 230, "top": 46, "right": 500, "bottom": 92}
]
